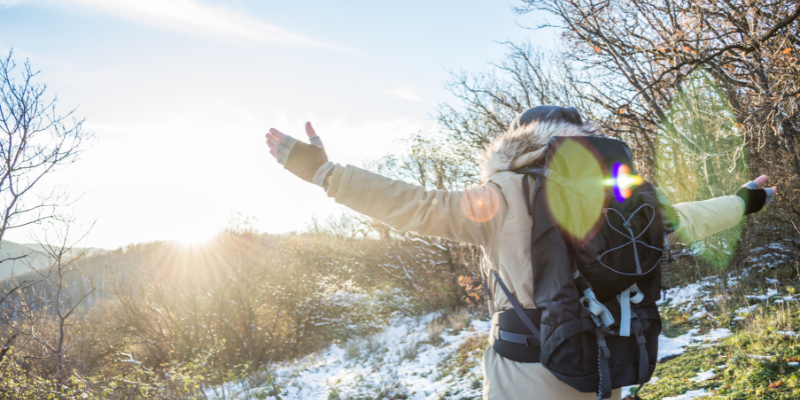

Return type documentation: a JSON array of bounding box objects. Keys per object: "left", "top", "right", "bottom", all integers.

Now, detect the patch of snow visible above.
[
  {"left": 620, "top": 377, "right": 659, "bottom": 398},
  {"left": 689, "top": 369, "right": 716, "bottom": 382},
  {"left": 748, "top": 250, "right": 793, "bottom": 266},
  {"left": 658, "top": 329, "right": 731, "bottom": 360},
  {"left": 746, "top": 354, "right": 771, "bottom": 361},
  {"left": 789, "top": 362, "right": 799, "bottom": 366},
  {"left": 766, "top": 277, "right": 780, "bottom": 285},
  {"left": 745, "top": 288, "right": 779, "bottom": 301},
  {"left": 735, "top": 304, "right": 758, "bottom": 314},
  {"left": 696, "top": 329, "right": 732, "bottom": 343},
  {"left": 774, "top": 295, "right": 797, "bottom": 304},
  {"left": 733, "top": 304, "right": 759, "bottom": 321},
  {"left": 662, "top": 389, "right": 710, "bottom": 399},
  {"left": 735, "top": 304, "right": 758, "bottom": 315},
  {"left": 690, "top": 308, "right": 708, "bottom": 320},
  {"left": 658, "top": 278, "right": 717, "bottom": 309},
  {"left": 658, "top": 276, "right": 723, "bottom": 320},
  {"left": 778, "top": 330, "right": 798, "bottom": 336}
]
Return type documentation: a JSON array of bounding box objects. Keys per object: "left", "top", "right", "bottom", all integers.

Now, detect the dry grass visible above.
[
  {"left": 343, "top": 334, "right": 382, "bottom": 361},
  {"left": 427, "top": 319, "right": 446, "bottom": 347},
  {"left": 400, "top": 341, "right": 418, "bottom": 361},
  {"left": 446, "top": 307, "right": 472, "bottom": 333}
]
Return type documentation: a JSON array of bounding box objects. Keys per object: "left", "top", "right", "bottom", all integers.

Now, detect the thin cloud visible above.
[
  {"left": 59, "top": 0, "right": 348, "bottom": 51},
  {"left": 0, "top": 0, "right": 25, "bottom": 7},
  {"left": 384, "top": 87, "right": 425, "bottom": 102}
]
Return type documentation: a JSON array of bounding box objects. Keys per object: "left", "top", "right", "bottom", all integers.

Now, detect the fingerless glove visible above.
[
  {"left": 276, "top": 136, "right": 328, "bottom": 184},
  {"left": 735, "top": 182, "right": 775, "bottom": 215}
]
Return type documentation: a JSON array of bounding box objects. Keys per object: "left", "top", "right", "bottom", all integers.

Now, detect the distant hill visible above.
[{"left": 0, "top": 240, "right": 107, "bottom": 280}]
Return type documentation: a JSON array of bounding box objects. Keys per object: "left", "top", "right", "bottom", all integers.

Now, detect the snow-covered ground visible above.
[
  {"left": 208, "top": 312, "right": 490, "bottom": 399},
  {"left": 273, "top": 314, "right": 489, "bottom": 400},
  {"left": 207, "top": 268, "right": 798, "bottom": 400}
]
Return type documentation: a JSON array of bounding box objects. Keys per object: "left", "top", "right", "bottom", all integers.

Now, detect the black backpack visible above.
[{"left": 489, "top": 136, "right": 664, "bottom": 399}]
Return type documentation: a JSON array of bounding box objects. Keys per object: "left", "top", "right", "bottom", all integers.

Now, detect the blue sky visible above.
[{"left": 0, "top": 0, "right": 555, "bottom": 248}]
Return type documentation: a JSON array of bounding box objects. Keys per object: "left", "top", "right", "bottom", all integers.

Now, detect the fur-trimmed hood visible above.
[{"left": 479, "top": 121, "right": 606, "bottom": 183}]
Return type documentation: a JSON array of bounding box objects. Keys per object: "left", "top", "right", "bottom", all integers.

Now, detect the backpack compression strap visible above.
[
  {"left": 617, "top": 284, "right": 644, "bottom": 337},
  {"left": 491, "top": 270, "right": 541, "bottom": 344}
]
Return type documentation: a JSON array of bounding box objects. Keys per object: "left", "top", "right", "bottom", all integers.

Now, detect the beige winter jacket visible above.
[{"left": 323, "top": 123, "right": 744, "bottom": 399}]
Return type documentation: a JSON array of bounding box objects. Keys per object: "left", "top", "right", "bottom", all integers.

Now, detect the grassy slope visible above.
[{"left": 632, "top": 241, "right": 800, "bottom": 400}]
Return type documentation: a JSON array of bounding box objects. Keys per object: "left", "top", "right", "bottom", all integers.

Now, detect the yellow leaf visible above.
[
  {"left": 593, "top": 46, "right": 602, "bottom": 53},
  {"left": 783, "top": 48, "right": 792, "bottom": 54}
]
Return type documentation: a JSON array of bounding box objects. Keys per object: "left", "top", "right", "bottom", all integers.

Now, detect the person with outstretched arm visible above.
[{"left": 265, "top": 106, "right": 776, "bottom": 400}]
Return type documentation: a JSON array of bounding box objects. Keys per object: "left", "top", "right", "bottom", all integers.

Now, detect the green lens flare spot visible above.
[
  {"left": 655, "top": 69, "right": 747, "bottom": 268},
  {"left": 546, "top": 138, "right": 606, "bottom": 242}
]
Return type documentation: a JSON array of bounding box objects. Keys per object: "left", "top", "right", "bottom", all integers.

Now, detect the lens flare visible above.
[
  {"left": 608, "top": 163, "right": 643, "bottom": 203},
  {"left": 460, "top": 185, "right": 500, "bottom": 223},
  {"left": 655, "top": 69, "right": 747, "bottom": 268},
  {"left": 545, "top": 139, "right": 606, "bottom": 243}
]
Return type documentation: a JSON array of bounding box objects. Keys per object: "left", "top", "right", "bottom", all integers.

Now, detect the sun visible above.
[{"left": 173, "top": 226, "right": 218, "bottom": 246}]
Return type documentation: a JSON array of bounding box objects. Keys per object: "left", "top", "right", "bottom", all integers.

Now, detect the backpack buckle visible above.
[
  {"left": 580, "top": 288, "right": 615, "bottom": 327},
  {"left": 525, "top": 336, "right": 536, "bottom": 347}
]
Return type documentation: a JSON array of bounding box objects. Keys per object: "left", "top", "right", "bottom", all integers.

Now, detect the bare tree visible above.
[
  {"left": 0, "top": 49, "right": 91, "bottom": 366},
  {"left": 436, "top": 43, "right": 604, "bottom": 180},
  {"left": 513, "top": 0, "right": 798, "bottom": 172},
  {"left": 510, "top": 0, "right": 800, "bottom": 257},
  {"left": 0, "top": 49, "right": 89, "bottom": 243}
]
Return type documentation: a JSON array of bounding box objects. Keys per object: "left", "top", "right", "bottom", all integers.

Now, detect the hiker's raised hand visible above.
[
  {"left": 736, "top": 175, "right": 777, "bottom": 215},
  {"left": 266, "top": 122, "right": 330, "bottom": 186}
]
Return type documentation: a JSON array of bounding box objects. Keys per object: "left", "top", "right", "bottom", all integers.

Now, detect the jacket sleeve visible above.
[
  {"left": 325, "top": 164, "right": 506, "bottom": 246},
  {"left": 667, "top": 195, "right": 744, "bottom": 245}
]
